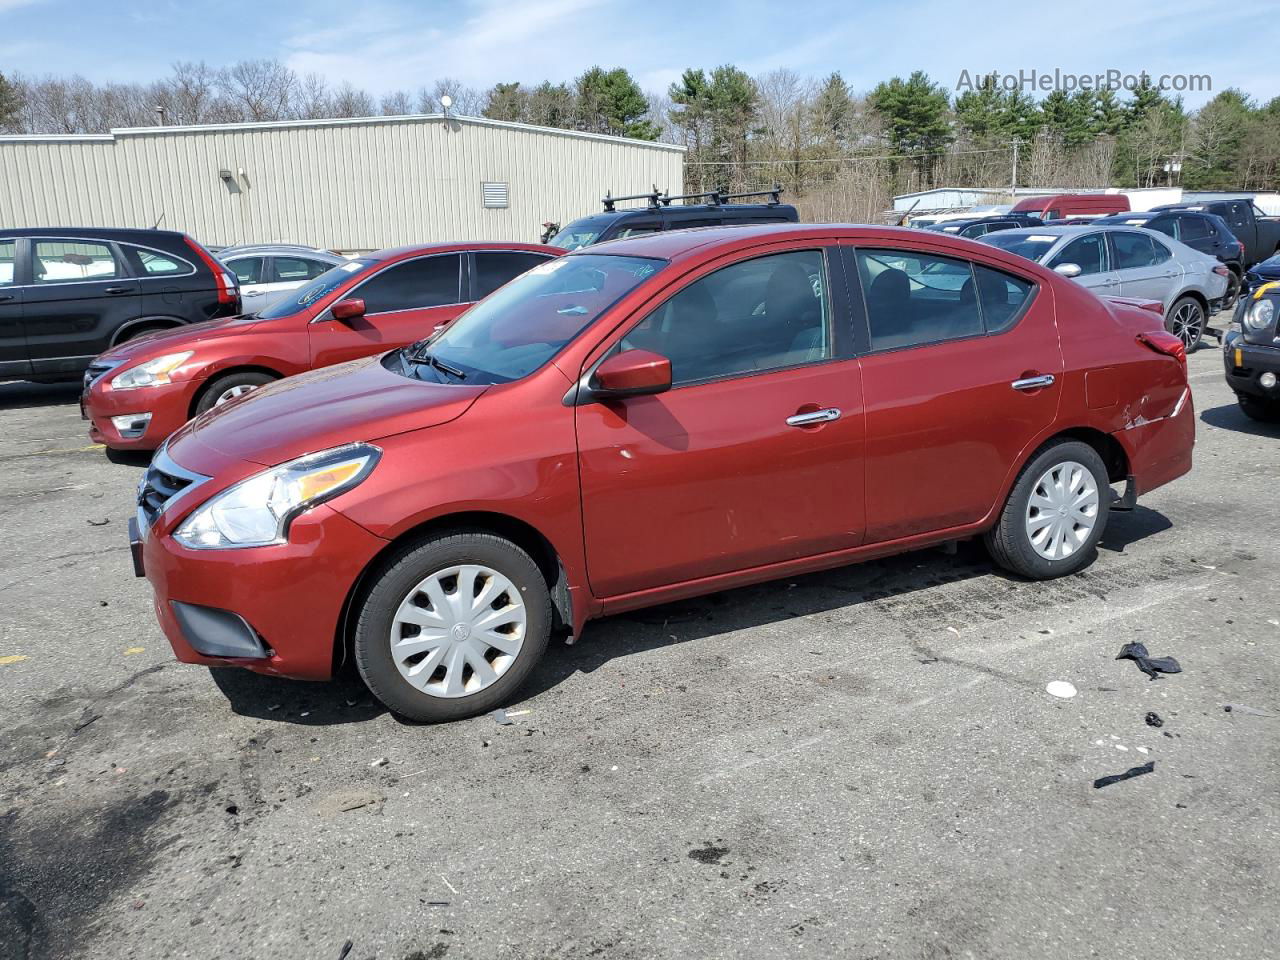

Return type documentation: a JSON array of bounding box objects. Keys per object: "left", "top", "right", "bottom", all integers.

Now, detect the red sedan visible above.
[
  {"left": 130, "top": 225, "right": 1194, "bottom": 722},
  {"left": 82, "top": 242, "right": 559, "bottom": 450}
]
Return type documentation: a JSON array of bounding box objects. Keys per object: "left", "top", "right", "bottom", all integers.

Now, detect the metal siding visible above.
[{"left": 1, "top": 116, "right": 683, "bottom": 251}]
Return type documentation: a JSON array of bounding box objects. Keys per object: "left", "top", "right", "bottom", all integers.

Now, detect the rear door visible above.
[
  {"left": 1111, "top": 230, "right": 1179, "bottom": 302},
  {"left": 309, "top": 252, "right": 465, "bottom": 367},
  {"left": 851, "top": 244, "right": 1058, "bottom": 542},
  {"left": 576, "top": 243, "right": 865, "bottom": 597},
  {"left": 23, "top": 238, "right": 141, "bottom": 377},
  {"left": 1046, "top": 233, "right": 1120, "bottom": 297},
  {"left": 0, "top": 238, "right": 29, "bottom": 378}
]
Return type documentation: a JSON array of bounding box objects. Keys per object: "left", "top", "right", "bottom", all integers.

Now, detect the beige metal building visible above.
[{"left": 0, "top": 114, "right": 685, "bottom": 251}]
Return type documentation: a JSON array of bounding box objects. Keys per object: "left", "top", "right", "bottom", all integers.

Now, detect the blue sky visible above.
[{"left": 1, "top": 0, "right": 1276, "bottom": 107}]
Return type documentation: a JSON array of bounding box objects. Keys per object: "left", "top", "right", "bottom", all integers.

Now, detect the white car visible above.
[
  {"left": 980, "top": 225, "right": 1230, "bottom": 349},
  {"left": 219, "top": 245, "right": 347, "bottom": 306}
]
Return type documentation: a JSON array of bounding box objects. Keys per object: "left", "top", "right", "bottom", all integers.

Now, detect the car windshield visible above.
[
  {"left": 548, "top": 216, "right": 616, "bottom": 250},
  {"left": 256, "top": 259, "right": 374, "bottom": 318},
  {"left": 407, "top": 254, "right": 665, "bottom": 384},
  {"left": 978, "top": 232, "right": 1060, "bottom": 262}
]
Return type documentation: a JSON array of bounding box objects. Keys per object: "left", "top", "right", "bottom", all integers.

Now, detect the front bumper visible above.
[
  {"left": 82, "top": 378, "right": 202, "bottom": 450},
  {"left": 139, "top": 503, "right": 388, "bottom": 679},
  {"left": 1223, "top": 332, "right": 1280, "bottom": 399}
]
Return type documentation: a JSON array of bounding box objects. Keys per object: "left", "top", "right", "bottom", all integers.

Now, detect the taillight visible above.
[
  {"left": 1213, "top": 264, "right": 1230, "bottom": 277},
  {"left": 1137, "top": 330, "right": 1187, "bottom": 367},
  {"left": 184, "top": 236, "right": 238, "bottom": 306}
]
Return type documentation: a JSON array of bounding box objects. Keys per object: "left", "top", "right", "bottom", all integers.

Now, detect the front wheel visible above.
[
  {"left": 985, "top": 440, "right": 1111, "bottom": 580},
  {"left": 353, "top": 531, "right": 552, "bottom": 723},
  {"left": 1238, "top": 394, "right": 1280, "bottom": 423},
  {"left": 1166, "top": 296, "right": 1205, "bottom": 352},
  {"left": 194, "top": 371, "right": 276, "bottom": 415}
]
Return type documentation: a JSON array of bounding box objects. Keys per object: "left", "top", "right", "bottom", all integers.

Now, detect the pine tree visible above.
[{"left": 869, "top": 71, "right": 953, "bottom": 185}]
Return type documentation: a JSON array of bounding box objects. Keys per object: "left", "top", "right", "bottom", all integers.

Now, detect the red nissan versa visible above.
[
  {"left": 130, "top": 225, "right": 1194, "bottom": 722},
  {"left": 81, "top": 242, "right": 559, "bottom": 450}
]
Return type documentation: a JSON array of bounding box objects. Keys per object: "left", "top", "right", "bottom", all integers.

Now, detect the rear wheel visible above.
[
  {"left": 353, "top": 531, "right": 552, "bottom": 723},
  {"left": 1221, "top": 270, "right": 1242, "bottom": 313},
  {"left": 1238, "top": 394, "right": 1280, "bottom": 423},
  {"left": 1166, "top": 296, "right": 1204, "bottom": 352},
  {"left": 193, "top": 371, "right": 276, "bottom": 415},
  {"left": 985, "top": 440, "right": 1111, "bottom": 580}
]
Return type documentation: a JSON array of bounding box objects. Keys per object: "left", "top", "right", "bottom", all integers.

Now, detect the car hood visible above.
[
  {"left": 170, "top": 355, "right": 487, "bottom": 467},
  {"left": 97, "top": 313, "right": 267, "bottom": 362}
]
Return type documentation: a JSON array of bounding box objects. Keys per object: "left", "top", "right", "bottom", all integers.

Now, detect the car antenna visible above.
[{"left": 152, "top": 212, "right": 165, "bottom": 229}]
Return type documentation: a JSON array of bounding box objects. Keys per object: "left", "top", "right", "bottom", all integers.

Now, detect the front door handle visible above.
[
  {"left": 0, "top": 293, "right": 13, "bottom": 302},
  {"left": 786, "top": 407, "right": 841, "bottom": 427},
  {"left": 1011, "top": 374, "right": 1055, "bottom": 391},
  {"left": 104, "top": 286, "right": 131, "bottom": 295}
]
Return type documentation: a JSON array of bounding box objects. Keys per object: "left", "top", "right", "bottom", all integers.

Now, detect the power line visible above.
[{"left": 685, "top": 146, "right": 1011, "bottom": 166}]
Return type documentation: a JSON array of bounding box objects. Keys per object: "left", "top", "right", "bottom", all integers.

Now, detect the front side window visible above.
[
  {"left": 613, "top": 224, "right": 661, "bottom": 241},
  {"left": 856, "top": 250, "right": 1034, "bottom": 351},
  {"left": 272, "top": 256, "right": 332, "bottom": 284},
  {"left": 33, "top": 240, "right": 121, "bottom": 283},
  {"left": 227, "top": 256, "right": 264, "bottom": 284},
  {"left": 356, "top": 254, "right": 462, "bottom": 314},
  {"left": 1177, "top": 216, "right": 1211, "bottom": 242},
  {"left": 473, "top": 251, "right": 552, "bottom": 300},
  {"left": 0, "top": 240, "right": 15, "bottom": 286},
  {"left": 619, "top": 250, "right": 829, "bottom": 385},
  {"left": 1111, "top": 231, "right": 1169, "bottom": 269},
  {"left": 1048, "top": 234, "right": 1108, "bottom": 275},
  {"left": 423, "top": 254, "right": 664, "bottom": 384}
]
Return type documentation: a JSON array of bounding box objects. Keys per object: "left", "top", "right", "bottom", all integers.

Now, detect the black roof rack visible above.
[{"left": 601, "top": 183, "right": 784, "bottom": 212}]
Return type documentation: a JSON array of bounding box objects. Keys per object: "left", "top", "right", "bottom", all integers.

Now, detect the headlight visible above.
[
  {"left": 111, "top": 352, "right": 194, "bottom": 390},
  {"left": 1245, "top": 298, "right": 1275, "bottom": 332},
  {"left": 173, "top": 443, "right": 380, "bottom": 549}
]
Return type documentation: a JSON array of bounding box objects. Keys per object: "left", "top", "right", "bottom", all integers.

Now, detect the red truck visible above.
[{"left": 1011, "top": 194, "right": 1130, "bottom": 222}]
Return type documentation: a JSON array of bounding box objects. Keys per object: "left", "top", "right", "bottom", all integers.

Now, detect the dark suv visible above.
[
  {"left": 1095, "top": 210, "right": 1246, "bottom": 308},
  {"left": 546, "top": 187, "right": 799, "bottom": 250},
  {"left": 0, "top": 227, "right": 239, "bottom": 382}
]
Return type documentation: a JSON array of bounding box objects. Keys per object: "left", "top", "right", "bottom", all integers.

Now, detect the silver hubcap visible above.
[
  {"left": 390, "top": 564, "right": 526, "bottom": 699},
  {"left": 1025, "top": 460, "right": 1099, "bottom": 561},
  {"left": 215, "top": 384, "right": 257, "bottom": 406},
  {"left": 1170, "top": 302, "right": 1203, "bottom": 348}
]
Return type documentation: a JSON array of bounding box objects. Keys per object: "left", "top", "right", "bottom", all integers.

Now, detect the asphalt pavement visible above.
[{"left": 1, "top": 341, "right": 1277, "bottom": 960}]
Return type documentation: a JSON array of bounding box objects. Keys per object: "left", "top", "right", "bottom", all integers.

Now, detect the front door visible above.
[
  {"left": 1046, "top": 232, "right": 1120, "bottom": 298},
  {"left": 309, "top": 253, "right": 467, "bottom": 367},
  {"left": 576, "top": 245, "right": 866, "bottom": 598},
  {"left": 23, "top": 238, "right": 141, "bottom": 376},
  {"left": 850, "top": 244, "right": 1062, "bottom": 543},
  {"left": 0, "top": 239, "right": 29, "bottom": 379}
]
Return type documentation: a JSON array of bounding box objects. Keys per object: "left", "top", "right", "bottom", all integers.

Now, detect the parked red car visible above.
[
  {"left": 131, "top": 225, "right": 1194, "bottom": 722},
  {"left": 82, "top": 242, "right": 559, "bottom": 450}
]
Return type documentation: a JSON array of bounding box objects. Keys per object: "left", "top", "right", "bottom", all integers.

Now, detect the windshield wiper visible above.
[{"left": 408, "top": 349, "right": 466, "bottom": 381}]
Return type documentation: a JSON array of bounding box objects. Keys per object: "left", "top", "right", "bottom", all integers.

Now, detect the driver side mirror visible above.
[
  {"left": 590, "top": 349, "right": 672, "bottom": 400},
  {"left": 1053, "top": 263, "right": 1082, "bottom": 279},
  {"left": 331, "top": 298, "right": 366, "bottom": 322}
]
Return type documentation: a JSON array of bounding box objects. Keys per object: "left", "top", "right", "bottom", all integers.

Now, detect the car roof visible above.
[
  {"left": 221, "top": 246, "right": 344, "bottom": 260},
  {"left": 1, "top": 226, "right": 189, "bottom": 241},
  {"left": 569, "top": 203, "right": 797, "bottom": 223},
  {"left": 365, "top": 241, "right": 559, "bottom": 262}
]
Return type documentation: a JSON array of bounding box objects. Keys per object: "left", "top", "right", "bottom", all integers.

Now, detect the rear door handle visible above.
[
  {"left": 104, "top": 286, "right": 131, "bottom": 295},
  {"left": 0, "top": 293, "right": 13, "bottom": 302},
  {"left": 1011, "top": 374, "right": 1055, "bottom": 391},
  {"left": 786, "top": 407, "right": 841, "bottom": 427}
]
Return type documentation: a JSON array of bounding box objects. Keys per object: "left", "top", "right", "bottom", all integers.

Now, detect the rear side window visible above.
[
  {"left": 0, "top": 240, "right": 14, "bottom": 285},
  {"left": 227, "top": 256, "right": 264, "bottom": 284},
  {"left": 672, "top": 218, "right": 721, "bottom": 229},
  {"left": 856, "top": 251, "right": 1033, "bottom": 351},
  {"left": 33, "top": 240, "right": 121, "bottom": 283},
  {"left": 271, "top": 257, "right": 332, "bottom": 284},
  {"left": 125, "top": 245, "right": 195, "bottom": 276},
  {"left": 1178, "top": 216, "right": 1211, "bottom": 242},
  {"left": 613, "top": 223, "right": 661, "bottom": 240},
  {"left": 1048, "top": 235, "right": 1108, "bottom": 275},
  {"left": 356, "top": 254, "right": 461, "bottom": 313},
  {"left": 473, "top": 251, "right": 551, "bottom": 300},
  {"left": 1112, "top": 231, "right": 1170, "bottom": 269}
]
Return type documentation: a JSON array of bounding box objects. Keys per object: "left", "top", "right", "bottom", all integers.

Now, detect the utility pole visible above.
[{"left": 1010, "top": 139, "right": 1020, "bottom": 196}]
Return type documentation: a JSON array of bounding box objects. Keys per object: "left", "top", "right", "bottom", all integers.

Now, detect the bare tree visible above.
[
  {"left": 330, "top": 82, "right": 375, "bottom": 118},
  {"left": 294, "top": 73, "right": 332, "bottom": 119},
  {"left": 219, "top": 59, "right": 297, "bottom": 121},
  {"left": 381, "top": 89, "right": 414, "bottom": 116},
  {"left": 419, "top": 77, "right": 482, "bottom": 115}
]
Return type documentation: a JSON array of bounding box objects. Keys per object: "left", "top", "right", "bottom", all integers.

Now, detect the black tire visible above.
[
  {"left": 1165, "top": 295, "right": 1205, "bottom": 352},
  {"left": 353, "top": 531, "right": 552, "bottom": 723},
  {"left": 1238, "top": 394, "right": 1280, "bottom": 423},
  {"left": 193, "top": 371, "right": 276, "bottom": 415},
  {"left": 985, "top": 440, "right": 1111, "bottom": 580},
  {"left": 1221, "top": 270, "right": 1242, "bottom": 314},
  {"left": 115, "top": 322, "right": 174, "bottom": 345}
]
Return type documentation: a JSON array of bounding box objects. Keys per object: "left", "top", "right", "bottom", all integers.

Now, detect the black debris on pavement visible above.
[
  {"left": 86, "top": 518, "right": 110, "bottom": 526},
  {"left": 1145, "top": 711, "right": 1164, "bottom": 728},
  {"left": 1224, "top": 704, "right": 1275, "bottom": 717},
  {"left": 1093, "top": 761, "right": 1156, "bottom": 789},
  {"left": 1116, "top": 642, "right": 1182, "bottom": 680},
  {"left": 337, "top": 939, "right": 353, "bottom": 960}
]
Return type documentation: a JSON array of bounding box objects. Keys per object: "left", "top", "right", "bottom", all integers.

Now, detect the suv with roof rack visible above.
[{"left": 545, "top": 186, "right": 799, "bottom": 250}]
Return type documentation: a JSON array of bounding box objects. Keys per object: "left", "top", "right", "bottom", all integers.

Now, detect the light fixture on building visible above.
[{"left": 440, "top": 94, "right": 453, "bottom": 118}]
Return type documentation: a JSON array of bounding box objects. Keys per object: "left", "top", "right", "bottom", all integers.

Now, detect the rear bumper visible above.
[
  {"left": 141, "top": 504, "right": 388, "bottom": 680},
  {"left": 1223, "top": 333, "right": 1280, "bottom": 399},
  {"left": 1113, "top": 385, "right": 1195, "bottom": 497},
  {"left": 82, "top": 378, "right": 201, "bottom": 451}
]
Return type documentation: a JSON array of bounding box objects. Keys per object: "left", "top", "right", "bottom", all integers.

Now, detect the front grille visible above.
[
  {"left": 137, "top": 447, "right": 207, "bottom": 526},
  {"left": 84, "top": 361, "right": 115, "bottom": 391}
]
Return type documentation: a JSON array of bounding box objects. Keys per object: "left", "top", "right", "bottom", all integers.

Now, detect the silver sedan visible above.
[{"left": 980, "top": 225, "right": 1229, "bottom": 349}]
